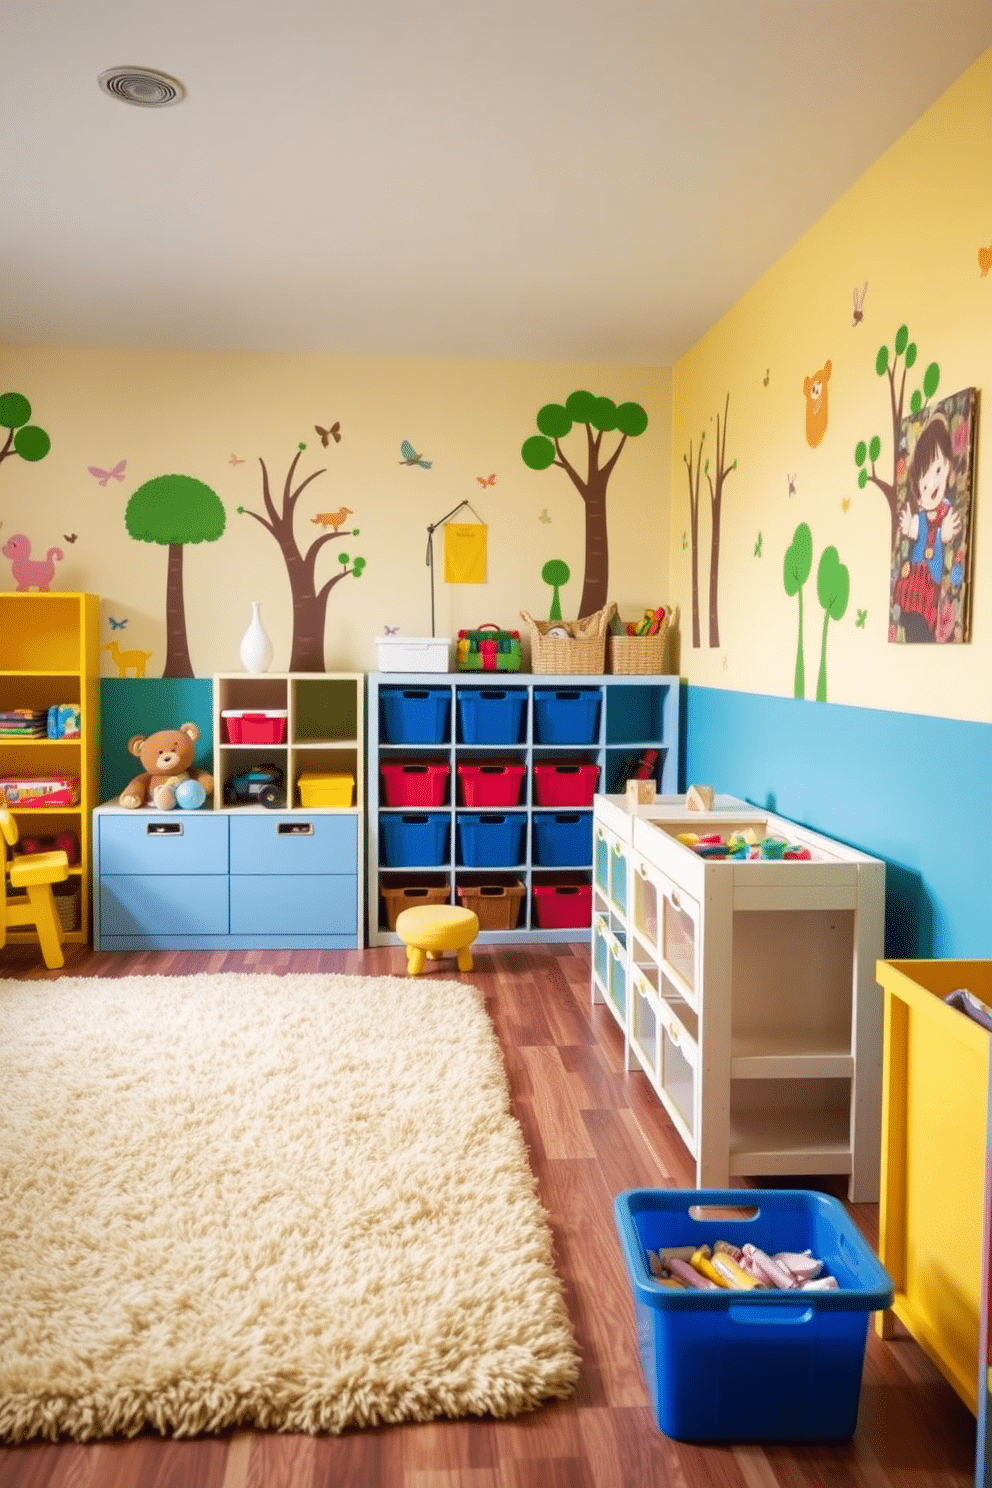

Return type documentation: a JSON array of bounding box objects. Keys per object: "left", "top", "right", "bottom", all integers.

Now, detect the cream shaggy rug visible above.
[{"left": 0, "top": 973, "right": 579, "bottom": 1443}]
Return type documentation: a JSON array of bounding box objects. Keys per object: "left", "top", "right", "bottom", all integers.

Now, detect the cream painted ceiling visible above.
[{"left": 3, "top": 0, "right": 990, "bottom": 365}]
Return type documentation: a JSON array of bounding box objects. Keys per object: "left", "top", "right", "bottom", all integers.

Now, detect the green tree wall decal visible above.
[
  {"left": 0, "top": 391, "right": 51, "bottom": 476},
  {"left": 238, "top": 446, "right": 366, "bottom": 673},
  {"left": 853, "top": 324, "right": 940, "bottom": 547},
  {"left": 541, "top": 558, "right": 570, "bottom": 621},
  {"left": 815, "top": 546, "right": 850, "bottom": 703},
  {"left": 521, "top": 391, "right": 647, "bottom": 617},
  {"left": 125, "top": 474, "right": 227, "bottom": 678},
  {"left": 783, "top": 522, "right": 813, "bottom": 700}
]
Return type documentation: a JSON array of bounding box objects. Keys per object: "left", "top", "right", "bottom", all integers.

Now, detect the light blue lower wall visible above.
[{"left": 684, "top": 686, "right": 992, "bottom": 960}]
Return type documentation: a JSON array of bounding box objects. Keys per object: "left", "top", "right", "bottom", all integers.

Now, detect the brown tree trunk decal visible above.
[
  {"left": 237, "top": 447, "right": 366, "bottom": 673},
  {"left": 163, "top": 542, "right": 193, "bottom": 678},
  {"left": 705, "top": 393, "right": 737, "bottom": 649},
  {"left": 683, "top": 434, "right": 704, "bottom": 648}
]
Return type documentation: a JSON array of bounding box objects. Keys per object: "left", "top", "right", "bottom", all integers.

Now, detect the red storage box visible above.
[
  {"left": 532, "top": 760, "right": 600, "bottom": 807},
  {"left": 533, "top": 882, "right": 593, "bottom": 929},
  {"left": 380, "top": 760, "right": 450, "bottom": 807},
  {"left": 222, "top": 710, "right": 287, "bottom": 744},
  {"left": 457, "top": 761, "right": 526, "bottom": 807}
]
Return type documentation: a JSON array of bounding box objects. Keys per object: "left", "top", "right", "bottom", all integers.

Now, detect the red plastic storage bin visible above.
[
  {"left": 222, "top": 710, "right": 288, "bottom": 744},
  {"left": 380, "top": 760, "right": 450, "bottom": 807},
  {"left": 532, "top": 760, "right": 600, "bottom": 807},
  {"left": 533, "top": 881, "right": 593, "bottom": 928},
  {"left": 457, "top": 760, "right": 526, "bottom": 807}
]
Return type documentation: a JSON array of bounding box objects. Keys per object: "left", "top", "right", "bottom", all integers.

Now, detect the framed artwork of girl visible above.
[{"left": 889, "top": 386, "right": 978, "bottom": 644}]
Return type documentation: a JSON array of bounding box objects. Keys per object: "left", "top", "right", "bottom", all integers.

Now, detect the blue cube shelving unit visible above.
[{"left": 368, "top": 672, "right": 681, "bottom": 946}]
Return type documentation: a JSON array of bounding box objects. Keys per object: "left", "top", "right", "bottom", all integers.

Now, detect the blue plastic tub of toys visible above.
[{"left": 614, "top": 1188, "right": 893, "bottom": 1443}]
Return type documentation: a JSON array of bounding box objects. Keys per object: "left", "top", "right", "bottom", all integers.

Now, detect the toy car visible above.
[{"left": 223, "top": 762, "right": 286, "bottom": 809}]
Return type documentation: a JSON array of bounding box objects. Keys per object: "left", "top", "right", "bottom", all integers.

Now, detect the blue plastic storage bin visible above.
[
  {"left": 533, "top": 687, "right": 601, "bottom": 745},
  {"left": 380, "top": 687, "right": 451, "bottom": 745},
  {"left": 457, "top": 811, "right": 526, "bottom": 867},
  {"left": 614, "top": 1188, "right": 893, "bottom": 1444},
  {"left": 379, "top": 812, "right": 450, "bottom": 867},
  {"left": 532, "top": 811, "right": 593, "bottom": 866},
  {"left": 457, "top": 687, "right": 527, "bottom": 745}
]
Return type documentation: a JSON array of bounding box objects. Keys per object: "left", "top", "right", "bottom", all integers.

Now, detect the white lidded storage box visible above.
[{"left": 376, "top": 636, "right": 451, "bottom": 673}]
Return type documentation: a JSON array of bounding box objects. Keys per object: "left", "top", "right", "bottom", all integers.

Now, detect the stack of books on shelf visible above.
[{"left": 0, "top": 709, "right": 48, "bottom": 737}]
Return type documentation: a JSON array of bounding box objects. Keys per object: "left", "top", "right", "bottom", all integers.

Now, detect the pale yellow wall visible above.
[
  {"left": 0, "top": 349, "right": 670, "bottom": 675},
  {"left": 670, "top": 48, "right": 992, "bottom": 723}
]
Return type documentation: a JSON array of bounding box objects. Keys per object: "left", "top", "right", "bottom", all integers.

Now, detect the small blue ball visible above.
[{"left": 175, "top": 778, "right": 206, "bottom": 811}]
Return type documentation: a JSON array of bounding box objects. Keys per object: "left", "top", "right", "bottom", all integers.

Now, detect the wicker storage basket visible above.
[
  {"left": 53, "top": 880, "right": 81, "bottom": 933},
  {"left": 520, "top": 604, "right": 612, "bottom": 675},
  {"left": 607, "top": 611, "right": 672, "bottom": 674},
  {"left": 381, "top": 881, "right": 450, "bottom": 930}
]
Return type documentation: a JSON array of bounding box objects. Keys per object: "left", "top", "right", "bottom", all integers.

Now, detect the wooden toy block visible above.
[{"left": 627, "top": 779, "right": 657, "bottom": 807}]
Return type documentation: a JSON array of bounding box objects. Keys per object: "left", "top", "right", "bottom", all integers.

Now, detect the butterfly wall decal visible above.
[
  {"left": 852, "top": 281, "right": 868, "bottom": 327},
  {"left": 842, "top": 496, "right": 851, "bottom": 512},
  {"left": 787, "top": 473, "right": 797, "bottom": 499},
  {"left": 763, "top": 368, "right": 770, "bottom": 387},
  {"left": 477, "top": 473, "right": 496, "bottom": 487},
  {"left": 399, "top": 440, "right": 432, "bottom": 469},
  {"left": 856, "top": 609, "right": 867, "bottom": 628},
  {"left": 754, "top": 533, "right": 763, "bottom": 557},
  {"left": 108, "top": 616, "right": 128, "bottom": 630},
  {"left": 383, "top": 625, "right": 399, "bottom": 635},
  {"left": 88, "top": 459, "right": 127, "bottom": 486},
  {"left": 316, "top": 422, "right": 341, "bottom": 446},
  {"left": 229, "top": 453, "right": 245, "bottom": 466},
  {"left": 63, "top": 533, "right": 78, "bottom": 544},
  {"left": 538, "top": 508, "right": 551, "bottom": 524}
]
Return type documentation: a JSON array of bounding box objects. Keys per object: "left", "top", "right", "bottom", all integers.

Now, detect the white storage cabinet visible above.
[{"left": 591, "top": 793, "right": 886, "bottom": 1202}]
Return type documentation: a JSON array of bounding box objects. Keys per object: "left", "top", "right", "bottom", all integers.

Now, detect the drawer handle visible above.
[
  {"left": 597, "top": 827, "right": 606, "bottom": 841},
  {"left": 668, "top": 1021, "right": 680, "bottom": 1046},
  {"left": 670, "top": 889, "right": 681, "bottom": 910},
  {"left": 612, "top": 842, "right": 623, "bottom": 858},
  {"left": 278, "top": 821, "right": 314, "bottom": 835},
  {"left": 146, "top": 821, "right": 182, "bottom": 835}
]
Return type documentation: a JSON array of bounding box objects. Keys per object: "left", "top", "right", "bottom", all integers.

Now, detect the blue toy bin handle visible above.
[{"left": 727, "top": 1303, "right": 814, "bottom": 1327}]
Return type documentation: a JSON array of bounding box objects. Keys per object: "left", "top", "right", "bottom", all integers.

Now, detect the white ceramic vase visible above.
[{"left": 239, "top": 600, "right": 274, "bottom": 674}]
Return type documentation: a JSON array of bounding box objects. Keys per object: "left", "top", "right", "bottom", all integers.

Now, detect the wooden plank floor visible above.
[{"left": 0, "top": 941, "right": 979, "bottom": 1487}]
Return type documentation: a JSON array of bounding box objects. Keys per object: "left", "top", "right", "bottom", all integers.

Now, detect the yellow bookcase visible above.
[
  {"left": 0, "top": 593, "right": 100, "bottom": 947},
  {"left": 876, "top": 958, "right": 991, "bottom": 1416}
]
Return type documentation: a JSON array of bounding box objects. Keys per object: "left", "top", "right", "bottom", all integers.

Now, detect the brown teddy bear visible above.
[{"left": 120, "top": 722, "right": 214, "bottom": 810}]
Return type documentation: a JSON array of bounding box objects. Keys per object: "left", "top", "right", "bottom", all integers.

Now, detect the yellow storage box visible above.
[
  {"left": 876, "top": 958, "right": 991, "bottom": 1414},
  {"left": 297, "top": 772, "right": 354, "bottom": 808}
]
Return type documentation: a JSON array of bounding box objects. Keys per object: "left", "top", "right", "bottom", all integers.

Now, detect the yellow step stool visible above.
[{"left": 394, "top": 904, "right": 479, "bottom": 976}]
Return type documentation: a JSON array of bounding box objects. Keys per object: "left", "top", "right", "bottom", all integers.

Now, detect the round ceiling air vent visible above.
[{"left": 98, "top": 67, "right": 186, "bottom": 107}]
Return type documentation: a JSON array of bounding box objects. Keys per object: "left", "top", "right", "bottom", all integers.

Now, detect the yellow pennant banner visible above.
[{"left": 444, "top": 522, "right": 487, "bottom": 584}]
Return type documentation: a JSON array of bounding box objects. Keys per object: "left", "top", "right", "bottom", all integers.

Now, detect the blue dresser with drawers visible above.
[{"left": 93, "top": 805, "right": 360, "bottom": 949}]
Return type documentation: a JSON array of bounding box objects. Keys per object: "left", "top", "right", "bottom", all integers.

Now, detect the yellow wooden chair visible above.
[{"left": 0, "top": 808, "right": 70, "bottom": 969}]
